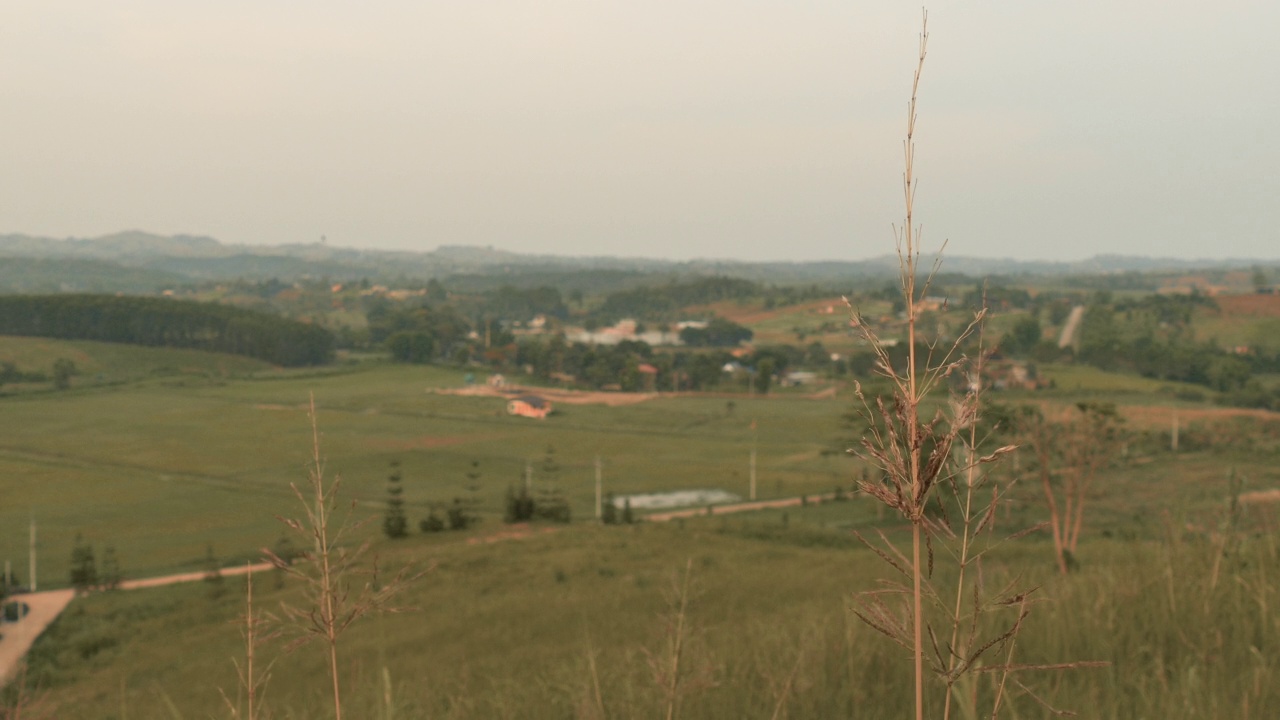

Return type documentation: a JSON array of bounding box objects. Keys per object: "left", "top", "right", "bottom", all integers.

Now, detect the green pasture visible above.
[
  {"left": 0, "top": 336, "right": 271, "bottom": 390},
  {"left": 3, "top": 340, "right": 1278, "bottom": 587},
  {"left": 1034, "top": 362, "right": 1213, "bottom": 399},
  {"left": 1191, "top": 311, "right": 1280, "bottom": 353},
  {"left": 16, "top": 518, "right": 1280, "bottom": 719},
  {"left": 3, "top": 339, "right": 1280, "bottom": 718},
  {"left": 1, "top": 350, "right": 859, "bottom": 585}
]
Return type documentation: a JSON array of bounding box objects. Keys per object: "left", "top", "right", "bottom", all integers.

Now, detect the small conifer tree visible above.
[
  {"left": 419, "top": 508, "right": 445, "bottom": 533},
  {"left": 69, "top": 533, "right": 97, "bottom": 592},
  {"left": 504, "top": 484, "right": 536, "bottom": 523},
  {"left": 383, "top": 460, "right": 409, "bottom": 539},
  {"left": 204, "top": 543, "right": 225, "bottom": 597},
  {"left": 602, "top": 492, "right": 619, "bottom": 525},
  {"left": 52, "top": 358, "right": 77, "bottom": 390},
  {"left": 446, "top": 498, "right": 476, "bottom": 530},
  {"left": 100, "top": 544, "right": 122, "bottom": 590},
  {"left": 534, "top": 444, "right": 572, "bottom": 523},
  {"left": 621, "top": 498, "right": 634, "bottom": 524}
]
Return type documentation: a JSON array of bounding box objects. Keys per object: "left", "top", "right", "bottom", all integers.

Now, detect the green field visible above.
[
  {"left": 1, "top": 344, "right": 859, "bottom": 584},
  {"left": 4, "top": 338, "right": 1280, "bottom": 718},
  {"left": 0, "top": 336, "right": 272, "bottom": 390}
]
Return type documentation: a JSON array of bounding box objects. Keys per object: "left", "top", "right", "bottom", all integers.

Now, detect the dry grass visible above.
[
  {"left": 263, "top": 394, "right": 421, "bottom": 720},
  {"left": 841, "top": 12, "right": 1097, "bottom": 718}
]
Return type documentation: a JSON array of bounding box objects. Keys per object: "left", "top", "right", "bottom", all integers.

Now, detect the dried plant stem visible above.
[
  {"left": 268, "top": 393, "right": 421, "bottom": 720},
  {"left": 912, "top": 523, "right": 925, "bottom": 720},
  {"left": 943, "top": 334, "right": 986, "bottom": 720},
  {"left": 664, "top": 558, "right": 693, "bottom": 720},
  {"left": 1029, "top": 424, "right": 1070, "bottom": 575},
  {"left": 1019, "top": 403, "right": 1120, "bottom": 574},
  {"left": 901, "top": 16, "right": 929, "bottom": 720},
  {"left": 988, "top": 598, "right": 1027, "bottom": 719},
  {"left": 220, "top": 563, "right": 279, "bottom": 720},
  {"left": 304, "top": 394, "right": 347, "bottom": 719},
  {"left": 246, "top": 565, "right": 261, "bottom": 720},
  {"left": 588, "top": 644, "right": 606, "bottom": 720}
]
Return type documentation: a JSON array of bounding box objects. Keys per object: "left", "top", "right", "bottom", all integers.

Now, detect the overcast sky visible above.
[{"left": 2, "top": 1, "right": 1277, "bottom": 262}]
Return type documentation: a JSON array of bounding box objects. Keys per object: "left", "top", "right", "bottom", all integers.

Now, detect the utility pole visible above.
[
  {"left": 29, "top": 515, "right": 37, "bottom": 592},
  {"left": 525, "top": 459, "right": 533, "bottom": 494},
  {"left": 749, "top": 447, "right": 757, "bottom": 501},
  {"left": 595, "top": 455, "right": 603, "bottom": 523},
  {"left": 1171, "top": 409, "right": 1179, "bottom": 453}
]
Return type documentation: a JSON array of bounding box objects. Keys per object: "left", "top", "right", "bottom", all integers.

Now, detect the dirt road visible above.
[
  {"left": 0, "top": 561, "right": 273, "bottom": 687},
  {"left": 0, "top": 589, "right": 74, "bottom": 687}
]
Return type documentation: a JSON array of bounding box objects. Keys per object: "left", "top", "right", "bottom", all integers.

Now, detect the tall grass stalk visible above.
[
  {"left": 266, "top": 394, "right": 417, "bottom": 720},
  {"left": 0, "top": 664, "right": 52, "bottom": 720},
  {"left": 844, "top": 12, "right": 1068, "bottom": 719},
  {"left": 1016, "top": 402, "right": 1123, "bottom": 573},
  {"left": 661, "top": 559, "right": 693, "bottom": 720},
  {"left": 220, "top": 563, "right": 278, "bottom": 720}
]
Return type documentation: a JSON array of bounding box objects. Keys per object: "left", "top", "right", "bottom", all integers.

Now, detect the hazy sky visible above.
[{"left": 3, "top": 2, "right": 1277, "bottom": 262}]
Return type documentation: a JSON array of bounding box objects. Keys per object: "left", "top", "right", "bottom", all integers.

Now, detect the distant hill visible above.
[
  {"left": 0, "top": 257, "right": 190, "bottom": 294},
  {"left": 1, "top": 230, "right": 1275, "bottom": 292}
]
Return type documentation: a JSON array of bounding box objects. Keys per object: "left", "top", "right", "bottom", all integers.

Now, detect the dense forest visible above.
[{"left": 0, "top": 294, "right": 334, "bottom": 366}]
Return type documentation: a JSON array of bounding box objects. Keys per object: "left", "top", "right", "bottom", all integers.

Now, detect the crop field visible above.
[
  {"left": 4, "top": 338, "right": 1280, "bottom": 718},
  {"left": 1190, "top": 302, "right": 1280, "bottom": 353}
]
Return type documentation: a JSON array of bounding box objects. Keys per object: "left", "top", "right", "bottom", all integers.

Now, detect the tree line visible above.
[{"left": 0, "top": 294, "right": 335, "bottom": 366}]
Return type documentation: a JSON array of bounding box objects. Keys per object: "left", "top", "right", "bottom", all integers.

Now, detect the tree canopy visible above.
[{"left": 0, "top": 294, "right": 334, "bottom": 366}]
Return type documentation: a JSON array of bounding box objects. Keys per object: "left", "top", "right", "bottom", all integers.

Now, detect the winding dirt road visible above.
[{"left": 0, "top": 562, "right": 272, "bottom": 687}]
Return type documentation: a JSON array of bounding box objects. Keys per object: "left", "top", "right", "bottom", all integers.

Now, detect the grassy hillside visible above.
[
  {"left": 15, "top": 519, "right": 1280, "bottom": 719},
  {"left": 3, "top": 354, "right": 1279, "bottom": 718},
  {"left": 0, "top": 336, "right": 272, "bottom": 390},
  {"left": 2, "top": 353, "right": 1276, "bottom": 583},
  {"left": 1191, "top": 293, "right": 1280, "bottom": 353}
]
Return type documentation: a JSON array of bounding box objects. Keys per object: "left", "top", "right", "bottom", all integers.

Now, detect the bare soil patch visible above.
[
  {"left": 1015, "top": 399, "right": 1279, "bottom": 431},
  {"left": 1216, "top": 293, "right": 1280, "bottom": 318},
  {"left": 686, "top": 298, "right": 848, "bottom": 326},
  {"left": 1239, "top": 489, "right": 1280, "bottom": 505},
  {"left": 1118, "top": 404, "right": 1280, "bottom": 429}
]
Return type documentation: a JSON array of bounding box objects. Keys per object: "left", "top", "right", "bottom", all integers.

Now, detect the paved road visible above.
[{"left": 0, "top": 562, "right": 273, "bottom": 687}]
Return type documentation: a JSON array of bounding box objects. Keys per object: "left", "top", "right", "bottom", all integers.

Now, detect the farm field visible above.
[
  {"left": 0, "top": 336, "right": 272, "bottom": 388},
  {"left": 1190, "top": 294, "right": 1280, "bottom": 353},
  {"left": 0, "top": 339, "right": 860, "bottom": 583},
  {"left": 4, "top": 337, "right": 1279, "bottom": 582},
  {"left": 2, "top": 338, "right": 1280, "bottom": 718}
]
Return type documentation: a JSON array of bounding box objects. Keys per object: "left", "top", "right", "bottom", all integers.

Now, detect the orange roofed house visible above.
[{"left": 507, "top": 395, "right": 552, "bottom": 420}]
